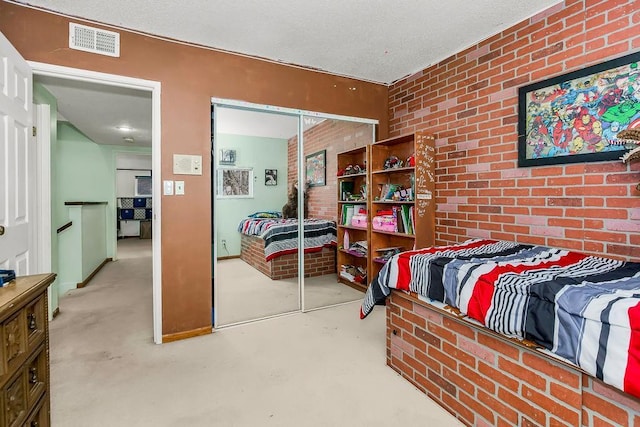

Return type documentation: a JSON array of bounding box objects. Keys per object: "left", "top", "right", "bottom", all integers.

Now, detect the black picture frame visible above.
[
  {"left": 517, "top": 51, "right": 640, "bottom": 167},
  {"left": 265, "top": 169, "right": 277, "bottom": 186},
  {"left": 305, "top": 149, "right": 326, "bottom": 187}
]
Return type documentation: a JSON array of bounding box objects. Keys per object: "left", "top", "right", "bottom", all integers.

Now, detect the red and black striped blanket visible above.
[
  {"left": 360, "top": 239, "right": 640, "bottom": 399},
  {"left": 238, "top": 218, "right": 336, "bottom": 261}
]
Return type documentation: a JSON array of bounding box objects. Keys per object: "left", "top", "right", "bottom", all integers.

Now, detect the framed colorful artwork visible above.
[
  {"left": 305, "top": 149, "right": 326, "bottom": 186},
  {"left": 518, "top": 51, "right": 640, "bottom": 167}
]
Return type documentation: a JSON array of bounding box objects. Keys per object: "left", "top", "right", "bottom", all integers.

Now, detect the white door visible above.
[{"left": 0, "top": 32, "right": 36, "bottom": 275}]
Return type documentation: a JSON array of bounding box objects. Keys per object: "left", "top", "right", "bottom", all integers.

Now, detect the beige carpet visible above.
[
  {"left": 49, "top": 238, "right": 461, "bottom": 426},
  {"left": 216, "top": 258, "right": 364, "bottom": 325}
]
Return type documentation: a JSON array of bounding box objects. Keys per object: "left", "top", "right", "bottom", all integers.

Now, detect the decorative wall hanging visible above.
[
  {"left": 518, "top": 51, "right": 640, "bottom": 167},
  {"left": 265, "top": 169, "right": 277, "bottom": 186},
  {"left": 217, "top": 167, "right": 253, "bottom": 198},
  {"left": 305, "top": 149, "right": 326, "bottom": 187},
  {"left": 219, "top": 149, "right": 236, "bottom": 165}
]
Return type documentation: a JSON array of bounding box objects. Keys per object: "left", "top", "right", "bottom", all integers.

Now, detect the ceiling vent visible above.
[{"left": 69, "top": 23, "right": 120, "bottom": 57}]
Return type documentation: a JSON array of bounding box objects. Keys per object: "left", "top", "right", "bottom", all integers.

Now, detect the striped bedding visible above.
[
  {"left": 238, "top": 218, "right": 336, "bottom": 261},
  {"left": 360, "top": 239, "right": 640, "bottom": 399}
]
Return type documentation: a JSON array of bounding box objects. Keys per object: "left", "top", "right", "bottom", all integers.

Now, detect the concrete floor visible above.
[{"left": 49, "top": 239, "right": 461, "bottom": 426}]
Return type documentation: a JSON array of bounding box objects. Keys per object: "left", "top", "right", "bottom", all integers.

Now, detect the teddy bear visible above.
[{"left": 282, "top": 181, "right": 310, "bottom": 219}]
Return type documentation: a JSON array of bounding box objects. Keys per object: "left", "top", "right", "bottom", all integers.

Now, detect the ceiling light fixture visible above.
[
  {"left": 117, "top": 125, "right": 133, "bottom": 132},
  {"left": 123, "top": 136, "right": 135, "bottom": 143}
]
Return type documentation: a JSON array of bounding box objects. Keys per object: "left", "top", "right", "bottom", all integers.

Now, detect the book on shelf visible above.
[
  {"left": 373, "top": 246, "right": 404, "bottom": 264},
  {"left": 339, "top": 264, "right": 367, "bottom": 283},
  {"left": 377, "top": 183, "right": 413, "bottom": 202},
  {"left": 339, "top": 181, "right": 354, "bottom": 201}
]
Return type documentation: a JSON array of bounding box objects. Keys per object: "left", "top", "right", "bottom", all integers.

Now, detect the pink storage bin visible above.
[
  {"left": 372, "top": 215, "right": 396, "bottom": 232},
  {"left": 351, "top": 213, "right": 368, "bottom": 228}
]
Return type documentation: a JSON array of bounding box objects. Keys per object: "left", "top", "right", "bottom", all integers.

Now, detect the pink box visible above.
[
  {"left": 351, "top": 213, "right": 368, "bottom": 228},
  {"left": 372, "top": 215, "right": 396, "bottom": 232}
]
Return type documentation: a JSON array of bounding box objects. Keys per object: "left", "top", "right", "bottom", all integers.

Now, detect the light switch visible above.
[
  {"left": 175, "top": 181, "right": 185, "bottom": 195},
  {"left": 163, "top": 180, "right": 174, "bottom": 195}
]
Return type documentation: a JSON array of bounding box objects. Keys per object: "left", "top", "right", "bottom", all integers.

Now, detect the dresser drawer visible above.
[
  {"left": 25, "top": 295, "right": 46, "bottom": 351},
  {"left": 25, "top": 344, "right": 47, "bottom": 409},
  {"left": 0, "top": 367, "right": 28, "bottom": 427},
  {"left": 24, "top": 392, "right": 49, "bottom": 427},
  {"left": 0, "top": 310, "right": 28, "bottom": 381}
]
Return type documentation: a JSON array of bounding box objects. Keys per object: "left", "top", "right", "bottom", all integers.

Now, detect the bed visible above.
[
  {"left": 360, "top": 239, "right": 640, "bottom": 400},
  {"left": 238, "top": 217, "right": 337, "bottom": 280}
]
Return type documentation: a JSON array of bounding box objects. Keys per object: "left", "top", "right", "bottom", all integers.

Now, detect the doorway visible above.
[
  {"left": 30, "top": 62, "right": 163, "bottom": 344},
  {"left": 212, "top": 99, "right": 377, "bottom": 328}
]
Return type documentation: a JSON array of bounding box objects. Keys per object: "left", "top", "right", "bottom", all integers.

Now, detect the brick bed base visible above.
[
  {"left": 386, "top": 291, "right": 640, "bottom": 427},
  {"left": 240, "top": 234, "right": 335, "bottom": 280}
]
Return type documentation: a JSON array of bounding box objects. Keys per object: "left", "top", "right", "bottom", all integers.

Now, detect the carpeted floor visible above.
[
  {"left": 216, "top": 258, "right": 364, "bottom": 325},
  {"left": 49, "top": 238, "right": 461, "bottom": 426}
]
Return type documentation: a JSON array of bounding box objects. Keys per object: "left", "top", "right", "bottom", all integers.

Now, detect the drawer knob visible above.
[
  {"left": 29, "top": 366, "right": 38, "bottom": 384},
  {"left": 28, "top": 313, "right": 37, "bottom": 331}
]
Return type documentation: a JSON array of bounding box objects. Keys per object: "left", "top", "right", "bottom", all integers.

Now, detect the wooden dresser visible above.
[{"left": 0, "top": 274, "right": 55, "bottom": 427}]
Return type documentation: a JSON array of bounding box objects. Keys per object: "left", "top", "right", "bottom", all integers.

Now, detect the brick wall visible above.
[
  {"left": 287, "top": 120, "right": 373, "bottom": 220},
  {"left": 387, "top": 291, "right": 640, "bottom": 427},
  {"left": 388, "top": 0, "right": 640, "bottom": 260},
  {"left": 240, "top": 234, "right": 335, "bottom": 279}
]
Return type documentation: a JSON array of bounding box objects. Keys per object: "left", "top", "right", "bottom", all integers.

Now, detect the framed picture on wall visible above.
[
  {"left": 219, "top": 149, "right": 236, "bottom": 165},
  {"left": 135, "top": 175, "right": 152, "bottom": 196},
  {"left": 265, "top": 169, "right": 277, "bottom": 186},
  {"left": 216, "top": 167, "right": 253, "bottom": 198},
  {"left": 517, "top": 50, "right": 640, "bottom": 167},
  {"left": 305, "top": 149, "right": 326, "bottom": 187}
]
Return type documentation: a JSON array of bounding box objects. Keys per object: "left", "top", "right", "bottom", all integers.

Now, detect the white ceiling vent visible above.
[{"left": 69, "top": 23, "right": 120, "bottom": 57}]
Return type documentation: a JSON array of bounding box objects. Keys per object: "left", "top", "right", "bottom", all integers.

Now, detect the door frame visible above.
[{"left": 29, "top": 61, "right": 163, "bottom": 344}]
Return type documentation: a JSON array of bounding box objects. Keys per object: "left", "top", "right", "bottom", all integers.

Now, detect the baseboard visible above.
[
  {"left": 52, "top": 307, "right": 60, "bottom": 318},
  {"left": 162, "top": 326, "right": 212, "bottom": 343},
  {"left": 77, "top": 258, "right": 112, "bottom": 289},
  {"left": 217, "top": 255, "right": 240, "bottom": 261}
]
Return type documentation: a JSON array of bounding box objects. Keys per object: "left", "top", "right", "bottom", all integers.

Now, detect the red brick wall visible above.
[
  {"left": 240, "top": 234, "right": 335, "bottom": 279},
  {"left": 388, "top": 0, "right": 640, "bottom": 260},
  {"left": 387, "top": 292, "right": 640, "bottom": 427},
  {"left": 287, "top": 120, "right": 373, "bottom": 220}
]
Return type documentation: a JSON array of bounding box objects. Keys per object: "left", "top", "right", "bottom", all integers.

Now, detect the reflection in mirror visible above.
[
  {"left": 214, "top": 106, "right": 300, "bottom": 326},
  {"left": 300, "top": 116, "right": 375, "bottom": 310}
]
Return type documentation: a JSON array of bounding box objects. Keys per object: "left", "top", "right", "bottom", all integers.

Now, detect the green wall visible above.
[
  {"left": 56, "top": 122, "right": 151, "bottom": 278},
  {"left": 216, "top": 134, "right": 288, "bottom": 256}
]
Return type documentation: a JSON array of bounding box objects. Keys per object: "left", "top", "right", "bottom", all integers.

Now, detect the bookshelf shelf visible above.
[{"left": 338, "top": 224, "right": 368, "bottom": 231}]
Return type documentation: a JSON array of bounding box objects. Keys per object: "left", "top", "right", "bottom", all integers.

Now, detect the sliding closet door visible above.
[
  {"left": 301, "top": 115, "right": 375, "bottom": 310},
  {"left": 213, "top": 106, "right": 300, "bottom": 326}
]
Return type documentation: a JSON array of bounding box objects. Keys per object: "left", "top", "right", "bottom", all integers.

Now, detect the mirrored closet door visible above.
[
  {"left": 212, "top": 100, "right": 377, "bottom": 327},
  {"left": 213, "top": 106, "right": 300, "bottom": 326},
  {"left": 300, "top": 115, "right": 376, "bottom": 311}
]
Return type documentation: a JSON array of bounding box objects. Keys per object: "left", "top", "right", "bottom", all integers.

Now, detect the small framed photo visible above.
[
  {"left": 265, "top": 169, "right": 277, "bottom": 186},
  {"left": 219, "top": 149, "right": 236, "bottom": 165}
]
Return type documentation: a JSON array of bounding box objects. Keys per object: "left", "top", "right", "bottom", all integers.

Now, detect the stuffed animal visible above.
[{"left": 282, "top": 181, "right": 310, "bottom": 219}]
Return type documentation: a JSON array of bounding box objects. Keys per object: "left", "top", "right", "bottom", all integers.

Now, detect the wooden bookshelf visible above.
[
  {"left": 368, "top": 131, "right": 435, "bottom": 280},
  {"left": 336, "top": 146, "right": 369, "bottom": 291}
]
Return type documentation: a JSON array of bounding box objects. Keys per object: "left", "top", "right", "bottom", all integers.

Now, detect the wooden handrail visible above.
[{"left": 56, "top": 221, "right": 72, "bottom": 234}]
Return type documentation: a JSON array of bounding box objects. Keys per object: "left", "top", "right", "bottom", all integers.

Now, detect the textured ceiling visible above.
[
  {"left": 21, "top": 0, "right": 563, "bottom": 145},
  {"left": 15, "top": 0, "right": 561, "bottom": 84}
]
